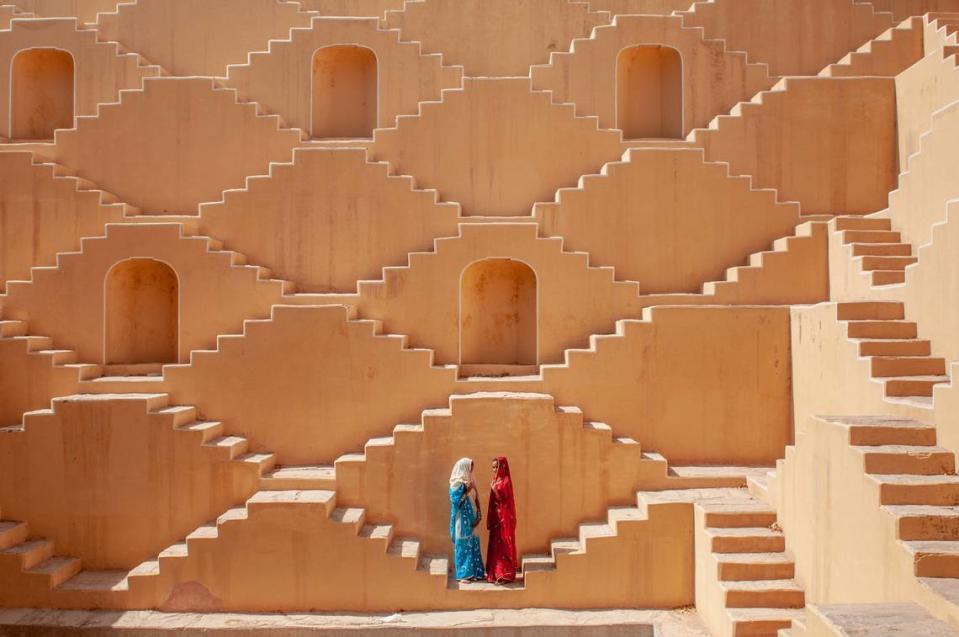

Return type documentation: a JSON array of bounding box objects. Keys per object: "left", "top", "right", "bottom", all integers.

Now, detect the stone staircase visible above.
[
  {"left": 832, "top": 216, "right": 916, "bottom": 287},
  {"left": 819, "top": 16, "right": 925, "bottom": 77},
  {"left": 696, "top": 495, "right": 804, "bottom": 637},
  {"left": 0, "top": 315, "right": 101, "bottom": 386},
  {"left": 0, "top": 511, "right": 82, "bottom": 591},
  {"left": 0, "top": 392, "right": 277, "bottom": 594},
  {"left": 836, "top": 301, "right": 949, "bottom": 402},
  {"left": 825, "top": 415, "right": 959, "bottom": 613}
]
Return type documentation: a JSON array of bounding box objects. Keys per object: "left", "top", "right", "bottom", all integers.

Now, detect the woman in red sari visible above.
[{"left": 486, "top": 456, "right": 518, "bottom": 584}]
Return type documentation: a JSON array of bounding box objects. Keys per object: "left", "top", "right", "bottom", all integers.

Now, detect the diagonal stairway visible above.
[{"left": 836, "top": 301, "right": 949, "bottom": 404}]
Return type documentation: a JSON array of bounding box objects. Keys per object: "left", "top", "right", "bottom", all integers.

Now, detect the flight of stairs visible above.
[
  {"left": 826, "top": 416, "right": 959, "bottom": 608},
  {"left": 0, "top": 316, "right": 101, "bottom": 385},
  {"left": 0, "top": 510, "right": 82, "bottom": 591},
  {"left": 833, "top": 216, "right": 916, "bottom": 287},
  {"left": 819, "top": 16, "right": 924, "bottom": 78},
  {"left": 0, "top": 392, "right": 277, "bottom": 593},
  {"left": 836, "top": 301, "right": 949, "bottom": 402},
  {"left": 698, "top": 497, "right": 805, "bottom": 637}
]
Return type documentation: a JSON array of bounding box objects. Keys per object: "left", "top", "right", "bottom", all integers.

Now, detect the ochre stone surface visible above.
[{"left": 2, "top": 3, "right": 959, "bottom": 635}]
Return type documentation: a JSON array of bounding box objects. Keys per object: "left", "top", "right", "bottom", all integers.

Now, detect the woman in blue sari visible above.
[{"left": 449, "top": 457, "right": 485, "bottom": 582}]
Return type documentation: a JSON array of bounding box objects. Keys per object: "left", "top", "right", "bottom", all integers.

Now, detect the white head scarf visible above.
[{"left": 449, "top": 457, "right": 473, "bottom": 489}]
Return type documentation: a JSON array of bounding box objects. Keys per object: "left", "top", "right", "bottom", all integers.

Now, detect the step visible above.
[
  {"left": 840, "top": 418, "right": 937, "bottom": 446},
  {"left": 703, "top": 507, "right": 778, "bottom": 529},
  {"left": 175, "top": 420, "right": 224, "bottom": 442},
  {"left": 204, "top": 436, "right": 250, "bottom": 458},
  {"left": 360, "top": 524, "right": 393, "bottom": 545},
  {"left": 0, "top": 521, "right": 29, "bottom": 549},
  {"left": 57, "top": 570, "right": 129, "bottom": 592},
  {"left": 872, "top": 270, "right": 907, "bottom": 286},
  {"left": 870, "top": 355, "right": 944, "bottom": 377},
  {"left": 238, "top": 453, "right": 277, "bottom": 473},
  {"left": 418, "top": 554, "right": 449, "bottom": 575},
  {"left": 2, "top": 539, "right": 54, "bottom": 569},
  {"left": 727, "top": 608, "right": 805, "bottom": 637},
  {"left": 884, "top": 376, "right": 950, "bottom": 397},
  {"left": 716, "top": 553, "right": 795, "bottom": 581},
  {"left": 721, "top": 579, "right": 805, "bottom": 608},
  {"left": 855, "top": 445, "right": 955, "bottom": 475},
  {"left": 885, "top": 505, "right": 959, "bottom": 540},
  {"left": 330, "top": 507, "right": 365, "bottom": 529},
  {"left": 875, "top": 475, "right": 959, "bottom": 505},
  {"left": 850, "top": 243, "right": 913, "bottom": 257},
  {"left": 261, "top": 465, "right": 336, "bottom": 490},
  {"left": 902, "top": 540, "right": 959, "bottom": 577},
  {"left": 708, "top": 528, "right": 786, "bottom": 553},
  {"left": 387, "top": 538, "right": 419, "bottom": 560},
  {"left": 579, "top": 522, "right": 615, "bottom": 545},
  {"left": 846, "top": 321, "right": 917, "bottom": 339},
  {"left": 15, "top": 335, "right": 53, "bottom": 351},
  {"left": 837, "top": 302, "right": 904, "bottom": 321},
  {"left": 521, "top": 554, "right": 556, "bottom": 573},
  {"left": 29, "top": 556, "right": 82, "bottom": 588},
  {"left": 859, "top": 256, "right": 918, "bottom": 271},
  {"left": 841, "top": 230, "right": 901, "bottom": 244},
  {"left": 857, "top": 339, "right": 931, "bottom": 357},
  {"left": 0, "top": 321, "right": 27, "bottom": 337},
  {"left": 550, "top": 538, "right": 582, "bottom": 558},
  {"left": 835, "top": 217, "right": 892, "bottom": 231}
]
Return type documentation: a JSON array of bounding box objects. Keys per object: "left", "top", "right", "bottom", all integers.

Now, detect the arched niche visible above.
[
  {"left": 616, "top": 44, "right": 683, "bottom": 139},
  {"left": 460, "top": 258, "right": 537, "bottom": 366},
  {"left": 311, "top": 45, "right": 377, "bottom": 139},
  {"left": 104, "top": 258, "right": 179, "bottom": 365},
  {"left": 11, "top": 47, "right": 75, "bottom": 140}
]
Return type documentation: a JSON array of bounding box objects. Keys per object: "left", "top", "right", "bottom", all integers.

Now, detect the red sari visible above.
[{"left": 486, "top": 456, "right": 518, "bottom": 583}]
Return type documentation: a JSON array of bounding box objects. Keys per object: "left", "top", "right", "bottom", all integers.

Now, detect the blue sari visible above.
[{"left": 449, "top": 483, "right": 485, "bottom": 580}]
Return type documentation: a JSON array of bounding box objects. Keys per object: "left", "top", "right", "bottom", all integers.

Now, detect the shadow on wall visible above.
[
  {"left": 617, "top": 44, "right": 683, "bottom": 139},
  {"left": 312, "top": 44, "right": 377, "bottom": 139},
  {"left": 11, "top": 47, "right": 74, "bottom": 140}
]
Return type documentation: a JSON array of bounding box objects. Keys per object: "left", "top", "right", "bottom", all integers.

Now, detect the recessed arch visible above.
[
  {"left": 311, "top": 44, "right": 378, "bottom": 139},
  {"left": 459, "top": 258, "right": 537, "bottom": 366},
  {"left": 10, "top": 47, "right": 75, "bottom": 140},
  {"left": 104, "top": 258, "right": 179, "bottom": 365},
  {"left": 616, "top": 44, "right": 683, "bottom": 139}
]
